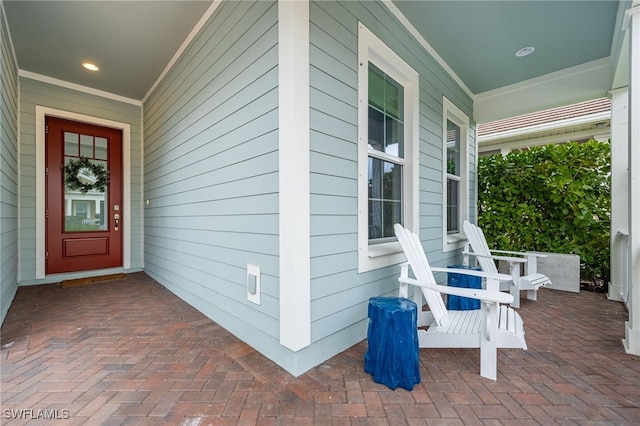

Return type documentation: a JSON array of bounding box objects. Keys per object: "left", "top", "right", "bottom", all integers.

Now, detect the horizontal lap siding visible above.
[
  {"left": 309, "top": 1, "right": 360, "bottom": 344},
  {"left": 143, "top": 1, "right": 280, "bottom": 347},
  {"left": 1, "top": 9, "right": 19, "bottom": 323},
  {"left": 309, "top": 1, "right": 474, "bottom": 343},
  {"left": 18, "top": 78, "right": 143, "bottom": 282}
]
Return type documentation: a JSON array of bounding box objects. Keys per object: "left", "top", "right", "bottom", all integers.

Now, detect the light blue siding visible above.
[
  {"left": 142, "top": 0, "right": 282, "bottom": 364},
  {"left": 306, "top": 0, "right": 475, "bottom": 364},
  {"left": 18, "top": 78, "right": 143, "bottom": 283},
  {"left": 0, "top": 7, "right": 19, "bottom": 323}
]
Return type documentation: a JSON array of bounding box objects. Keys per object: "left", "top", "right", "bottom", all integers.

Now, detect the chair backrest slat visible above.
[
  {"left": 394, "top": 224, "right": 448, "bottom": 325},
  {"left": 463, "top": 220, "right": 499, "bottom": 275}
]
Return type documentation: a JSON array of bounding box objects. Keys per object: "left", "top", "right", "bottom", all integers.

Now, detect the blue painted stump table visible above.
[{"left": 364, "top": 297, "right": 420, "bottom": 391}]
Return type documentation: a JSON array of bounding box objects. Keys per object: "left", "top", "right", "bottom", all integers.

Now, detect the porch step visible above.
[{"left": 61, "top": 273, "right": 126, "bottom": 288}]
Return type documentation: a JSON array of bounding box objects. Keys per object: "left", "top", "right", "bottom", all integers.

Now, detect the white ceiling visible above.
[{"left": 2, "top": 0, "right": 634, "bottom": 119}]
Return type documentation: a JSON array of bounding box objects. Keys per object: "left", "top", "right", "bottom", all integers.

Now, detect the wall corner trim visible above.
[{"left": 278, "top": 0, "right": 311, "bottom": 352}]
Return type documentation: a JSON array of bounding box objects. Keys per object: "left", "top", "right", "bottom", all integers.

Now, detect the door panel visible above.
[
  {"left": 46, "top": 117, "right": 123, "bottom": 274},
  {"left": 64, "top": 238, "right": 109, "bottom": 257}
]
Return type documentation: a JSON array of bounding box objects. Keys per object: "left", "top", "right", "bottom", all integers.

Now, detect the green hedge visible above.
[{"left": 477, "top": 140, "right": 611, "bottom": 286}]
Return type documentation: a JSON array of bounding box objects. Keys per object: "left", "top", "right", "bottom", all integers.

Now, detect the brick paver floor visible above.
[{"left": 1, "top": 272, "right": 639, "bottom": 424}]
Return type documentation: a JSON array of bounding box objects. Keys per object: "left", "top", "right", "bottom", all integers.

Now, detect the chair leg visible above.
[
  {"left": 510, "top": 285, "right": 520, "bottom": 308},
  {"left": 526, "top": 289, "right": 537, "bottom": 301},
  {"left": 480, "top": 303, "right": 498, "bottom": 381},
  {"left": 509, "top": 262, "right": 521, "bottom": 308},
  {"left": 480, "top": 340, "right": 498, "bottom": 381}
]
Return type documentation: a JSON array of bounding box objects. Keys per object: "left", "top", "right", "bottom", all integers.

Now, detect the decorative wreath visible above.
[{"left": 64, "top": 156, "right": 109, "bottom": 193}]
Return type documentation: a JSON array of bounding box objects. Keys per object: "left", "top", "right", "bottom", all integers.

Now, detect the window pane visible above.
[
  {"left": 384, "top": 76, "right": 403, "bottom": 121},
  {"left": 385, "top": 116, "right": 404, "bottom": 158},
  {"left": 369, "top": 157, "right": 403, "bottom": 242},
  {"left": 383, "top": 200, "right": 402, "bottom": 239},
  {"left": 447, "top": 120, "right": 461, "bottom": 176},
  {"left": 368, "top": 157, "right": 383, "bottom": 199},
  {"left": 447, "top": 178, "right": 459, "bottom": 234},
  {"left": 64, "top": 132, "right": 78, "bottom": 157},
  {"left": 368, "top": 107, "right": 385, "bottom": 152},
  {"left": 382, "top": 161, "right": 402, "bottom": 202},
  {"left": 368, "top": 199, "right": 382, "bottom": 240},
  {"left": 95, "top": 137, "right": 108, "bottom": 160},
  {"left": 368, "top": 64, "right": 385, "bottom": 111},
  {"left": 80, "top": 134, "right": 94, "bottom": 158}
]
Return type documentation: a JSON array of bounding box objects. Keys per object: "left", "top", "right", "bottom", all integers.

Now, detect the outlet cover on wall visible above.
[{"left": 247, "top": 264, "right": 261, "bottom": 305}]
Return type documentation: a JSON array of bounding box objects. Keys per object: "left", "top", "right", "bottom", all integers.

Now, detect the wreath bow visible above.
[{"left": 64, "top": 157, "right": 110, "bottom": 193}]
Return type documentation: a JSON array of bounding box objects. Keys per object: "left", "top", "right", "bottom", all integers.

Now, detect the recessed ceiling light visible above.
[
  {"left": 515, "top": 47, "right": 535, "bottom": 58},
  {"left": 82, "top": 62, "right": 99, "bottom": 71}
]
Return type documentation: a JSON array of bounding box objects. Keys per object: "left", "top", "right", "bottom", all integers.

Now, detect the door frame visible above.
[{"left": 35, "top": 106, "right": 131, "bottom": 278}]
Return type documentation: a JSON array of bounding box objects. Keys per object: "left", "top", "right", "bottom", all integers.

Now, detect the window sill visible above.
[
  {"left": 368, "top": 241, "right": 402, "bottom": 258},
  {"left": 444, "top": 233, "right": 467, "bottom": 252},
  {"left": 447, "top": 234, "right": 467, "bottom": 244},
  {"left": 359, "top": 241, "right": 405, "bottom": 273}
]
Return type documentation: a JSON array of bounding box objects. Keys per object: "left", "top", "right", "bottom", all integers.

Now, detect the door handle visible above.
[{"left": 114, "top": 213, "right": 120, "bottom": 231}]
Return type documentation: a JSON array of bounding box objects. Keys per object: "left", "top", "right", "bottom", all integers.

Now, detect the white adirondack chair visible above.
[
  {"left": 463, "top": 220, "right": 552, "bottom": 308},
  {"left": 393, "top": 223, "right": 527, "bottom": 381}
]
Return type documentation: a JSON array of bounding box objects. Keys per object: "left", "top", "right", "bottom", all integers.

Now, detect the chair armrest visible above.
[
  {"left": 432, "top": 266, "right": 510, "bottom": 292},
  {"left": 398, "top": 276, "right": 514, "bottom": 305},
  {"left": 464, "top": 251, "right": 528, "bottom": 264},
  {"left": 491, "top": 249, "right": 547, "bottom": 259},
  {"left": 430, "top": 267, "right": 512, "bottom": 282}
]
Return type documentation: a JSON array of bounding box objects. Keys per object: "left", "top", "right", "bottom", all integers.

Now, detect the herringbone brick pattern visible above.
[{"left": 1, "top": 272, "right": 639, "bottom": 424}]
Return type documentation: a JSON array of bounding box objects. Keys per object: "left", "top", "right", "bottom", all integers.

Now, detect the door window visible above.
[{"left": 63, "top": 132, "right": 109, "bottom": 232}]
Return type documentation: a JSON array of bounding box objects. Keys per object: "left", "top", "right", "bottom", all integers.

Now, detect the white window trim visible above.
[
  {"left": 357, "top": 23, "right": 419, "bottom": 273},
  {"left": 442, "top": 97, "right": 469, "bottom": 252}
]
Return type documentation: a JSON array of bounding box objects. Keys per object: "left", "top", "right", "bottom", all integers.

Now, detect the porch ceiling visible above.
[
  {"left": 2, "top": 0, "right": 213, "bottom": 100},
  {"left": 2, "top": 0, "right": 633, "bottom": 119},
  {"left": 393, "top": 0, "right": 622, "bottom": 94}
]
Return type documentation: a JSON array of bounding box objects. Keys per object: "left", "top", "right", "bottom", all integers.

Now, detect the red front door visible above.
[{"left": 45, "top": 117, "right": 123, "bottom": 274}]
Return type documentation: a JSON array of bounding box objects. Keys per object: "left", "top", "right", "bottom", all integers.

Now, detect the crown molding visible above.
[
  {"left": 19, "top": 70, "right": 141, "bottom": 106},
  {"left": 382, "top": 0, "right": 473, "bottom": 99}
]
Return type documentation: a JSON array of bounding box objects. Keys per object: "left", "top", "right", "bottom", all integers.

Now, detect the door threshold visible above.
[{"left": 61, "top": 273, "right": 127, "bottom": 288}]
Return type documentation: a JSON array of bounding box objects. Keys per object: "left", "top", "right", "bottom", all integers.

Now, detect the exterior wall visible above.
[
  {"left": 141, "top": 0, "right": 474, "bottom": 376},
  {"left": 0, "top": 5, "right": 19, "bottom": 323},
  {"left": 18, "top": 77, "right": 143, "bottom": 283},
  {"left": 301, "top": 0, "right": 476, "bottom": 370},
  {"left": 142, "top": 1, "right": 283, "bottom": 366}
]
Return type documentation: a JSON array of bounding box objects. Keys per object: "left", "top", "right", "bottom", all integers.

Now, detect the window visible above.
[
  {"left": 368, "top": 64, "right": 404, "bottom": 243},
  {"left": 73, "top": 200, "right": 91, "bottom": 218},
  {"left": 443, "top": 98, "right": 469, "bottom": 251},
  {"left": 358, "top": 23, "right": 419, "bottom": 272},
  {"left": 447, "top": 119, "right": 461, "bottom": 234}
]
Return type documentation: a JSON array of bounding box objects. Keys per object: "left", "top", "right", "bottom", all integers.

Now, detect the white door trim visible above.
[{"left": 35, "top": 106, "right": 131, "bottom": 278}]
